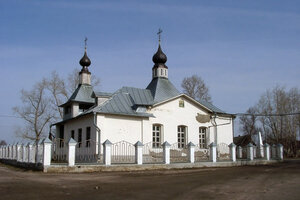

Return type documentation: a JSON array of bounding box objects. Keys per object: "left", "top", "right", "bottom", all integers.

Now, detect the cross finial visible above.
[
  {"left": 84, "top": 37, "right": 88, "bottom": 51},
  {"left": 157, "top": 28, "right": 162, "bottom": 44}
]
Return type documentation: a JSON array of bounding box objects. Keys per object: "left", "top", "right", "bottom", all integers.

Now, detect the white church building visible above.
[{"left": 54, "top": 37, "right": 235, "bottom": 161}]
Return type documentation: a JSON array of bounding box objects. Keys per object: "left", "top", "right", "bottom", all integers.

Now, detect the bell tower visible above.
[
  {"left": 152, "top": 29, "right": 168, "bottom": 79},
  {"left": 79, "top": 37, "right": 91, "bottom": 85}
]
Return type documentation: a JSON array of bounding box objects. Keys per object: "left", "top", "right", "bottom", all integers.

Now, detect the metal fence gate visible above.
[
  {"left": 51, "top": 138, "right": 67, "bottom": 163},
  {"left": 111, "top": 140, "right": 135, "bottom": 164},
  {"left": 75, "top": 139, "right": 100, "bottom": 164}
]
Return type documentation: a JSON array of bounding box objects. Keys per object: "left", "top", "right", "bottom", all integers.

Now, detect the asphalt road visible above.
[{"left": 0, "top": 160, "right": 299, "bottom": 200}]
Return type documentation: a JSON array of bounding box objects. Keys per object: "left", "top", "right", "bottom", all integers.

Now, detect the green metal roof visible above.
[
  {"left": 197, "top": 99, "right": 226, "bottom": 114},
  {"left": 60, "top": 84, "right": 95, "bottom": 107},
  {"left": 146, "top": 77, "right": 180, "bottom": 104},
  {"left": 84, "top": 87, "right": 154, "bottom": 118},
  {"left": 118, "top": 87, "right": 154, "bottom": 105}
]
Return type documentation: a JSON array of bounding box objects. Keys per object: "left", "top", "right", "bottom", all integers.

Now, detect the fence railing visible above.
[
  {"left": 194, "top": 144, "right": 210, "bottom": 162},
  {"left": 217, "top": 143, "right": 230, "bottom": 161},
  {"left": 170, "top": 142, "right": 189, "bottom": 163},
  {"left": 142, "top": 142, "right": 164, "bottom": 163},
  {"left": 0, "top": 140, "right": 284, "bottom": 168},
  {"left": 75, "top": 140, "right": 100, "bottom": 163},
  {"left": 111, "top": 140, "right": 135, "bottom": 164},
  {"left": 51, "top": 138, "right": 67, "bottom": 163}
]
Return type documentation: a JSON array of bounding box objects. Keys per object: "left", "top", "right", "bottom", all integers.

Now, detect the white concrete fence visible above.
[{"left": 0, "top": 140, "right": 284, "bottom": 168}]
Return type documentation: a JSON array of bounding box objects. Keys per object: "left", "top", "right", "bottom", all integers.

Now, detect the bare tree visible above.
[
  {"left": 239, "top": 107, "right": 259, "bottom": 136},
  {"left": 181, "top": 75, "right": 212, "bottom": 103},
  {"left": 13, "top": 69, "right": 101, "bottom": 141},
  {"left": 13, "top": 79, "right": 55, "bottom": 142},
  {"left": 46, "top": 71, "right": 68, "bottom": 119},
  {"left": 250, "top": 85, "right": 300, "bottom": 157}
]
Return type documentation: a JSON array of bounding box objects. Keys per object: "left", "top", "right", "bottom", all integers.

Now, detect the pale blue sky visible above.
[{"left": 0, "top": 0, "right": 300, "bottom": 143}]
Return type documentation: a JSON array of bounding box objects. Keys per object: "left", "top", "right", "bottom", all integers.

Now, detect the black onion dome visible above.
[
  {"left": 152, "top": 44, "right": 167, "bottom": 64},
  {"left": 79, "top": 51, "right": 91, "bottom": 67}
]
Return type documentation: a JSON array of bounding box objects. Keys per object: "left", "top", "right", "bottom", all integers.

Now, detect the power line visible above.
[
  {"left": 0, "top": 115, "right": 22, "bottom": 119},
  {"left": 235, "top": 112, "right": 300, "bottom": 117}
]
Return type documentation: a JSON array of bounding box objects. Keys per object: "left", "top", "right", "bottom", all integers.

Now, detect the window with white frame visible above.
[
  {"left": 177, "top": 126, "right": 186, "bottom": 148},
  {"left": 152, "top": 124, "right": 161, "bottom": 148},
  {"left": 199, "top": 127, "right": 207, "bottom": 148}
]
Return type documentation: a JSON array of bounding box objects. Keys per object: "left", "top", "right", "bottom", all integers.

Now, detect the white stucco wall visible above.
[
  {"left": 97, "top": 114, "right": 144, "bottom": 144},
  {"left": 96, "top": 96, "right": 234, "bottom": 150},
  {"left": 148, "top": 96, "right": 233, "bottom": 147},
  {"left": 56, "top": 114, "right": 97, "bottom": 154}
]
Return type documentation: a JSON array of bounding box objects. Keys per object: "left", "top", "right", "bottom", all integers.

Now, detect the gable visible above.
[
  {"left": 152, "top": 94, "right": 225, "bottom": 114},
  {"left": 150, "top": 95, "right": 211, "bottom": 116}
]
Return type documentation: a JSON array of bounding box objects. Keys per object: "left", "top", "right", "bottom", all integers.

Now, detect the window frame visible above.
[
  {"left": 152, "top": 124, "right": 162, "bottom": 148},
  {"left": 86, "top": 127, "right": 91, "bottom": 147},
  {"left": 177, "top": 125, "right": 187, "bottom": 148},
  {"left": 199, "top": 127, "right": 207, "bottom": 149},
  {"left": 78, "top": 128, "right": 82, "bottom": 148},
  {"left": 59, "top": 125, "right": 64, "bottom": 148}
]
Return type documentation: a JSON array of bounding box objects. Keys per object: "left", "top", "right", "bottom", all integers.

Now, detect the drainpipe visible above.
[
  {"left": 211, "top": 113, "right": 218, "bottom": 145},
  {"left": 93, "top": 112, "right": 101, "bottom": 160}
]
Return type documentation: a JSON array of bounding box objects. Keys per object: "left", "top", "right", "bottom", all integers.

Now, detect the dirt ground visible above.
[{"left": 0, "top": 160, "right": 299, "bottom": 200}]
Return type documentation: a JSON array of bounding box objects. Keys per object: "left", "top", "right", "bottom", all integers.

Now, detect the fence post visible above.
[
  {"left": 12, "top": 144, "right": 16, "bottom": 160},
  {"left": 43, "top": 138, "right": 52, "bottom": 166},
  {"left": 68, "top": 138, "right": 77, "bottom": 166},
  {"left": 22, "top": 144, "right": 27, "bottom": 162},
  {"left": 7, "top": 145, "right": 9, "bottom": 159},
  {"left": 16, "top": 143, "right": 22, "bottom": 162},
  {"left": 258, "top": 144, "right": 264, "bottom": 158},
  {"left": 253, "top": 145, "right": 257, "bottom": 158},
  {"left": 237, "top": 146, "right": 243, "bottom": 159},
  {"left": 209, "top": 142, "right": 217, "bottom": 162},
  {"left": 134, "top": 141, "right": 143, "bottom": 165},
  {"left": 31, "top": 143, "right": 36, "bottom": 163},
  {"left": 19, "top": 144, "right": 23, "bottom": 162},
  {"left": 271, "top": 144, "right": 277, "bottom": 159},
  {"left": 263, "top": 143, "right": 270, "bottom": 161},
  {"left": 27, "top": 143, "right": 32, "bottom": 163},
  {"left": 187, "top": 142, "right": 195, "bottom": 163},
  {"left": 5, "top": 145, "right": 9, "bottom": 159},
  {"left": 247, "top": 143, "right": 254, "bottom": 161},
  {"left": 277, "top": 144, "right": 283, "bottom": 160},
  {"left": 15, "top": 144, "right": 19, "bottom": 160},
  {"left": 4, "top": 146, "right": 7, "bottom": 159},
  {"left": 103, "top": 140, "right": 112, "bottom": 166},
  {"left": 12, "top": 144, "right": 15, "bottom": 160},
  {"left": 162, "top": 141, "right": 171, "bottom": 164},
  {"left": 229, "top": 143, "right": 236, "bottom": 162}
]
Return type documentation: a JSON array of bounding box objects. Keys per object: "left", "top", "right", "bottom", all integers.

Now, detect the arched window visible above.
[
  {"left": 152, "top": 124, "right": 162, "bottom": 148},
  {"left": 199, "top": 127, "right": 207, "bottom": 148},
  {"left": 177, "top": 126, "right": 187, "bottom": 148}
]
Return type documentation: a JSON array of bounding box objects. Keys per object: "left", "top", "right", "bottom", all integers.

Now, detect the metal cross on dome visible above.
[
  {"left": 84, "top": 37, "right": 88, "bottom": 50},
  {"left": 157, "top": 28, "right": 162, "bottom": 44}
]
